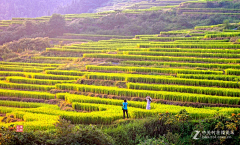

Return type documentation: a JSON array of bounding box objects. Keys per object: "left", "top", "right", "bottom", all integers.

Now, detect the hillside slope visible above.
[{"left": 0, "top": 0, "right": 110, "bottom": 20}]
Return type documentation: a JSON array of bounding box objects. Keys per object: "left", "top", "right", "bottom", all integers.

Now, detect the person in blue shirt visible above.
[{"left": 123, "top": 99, "right": 128, "bottom": 119}]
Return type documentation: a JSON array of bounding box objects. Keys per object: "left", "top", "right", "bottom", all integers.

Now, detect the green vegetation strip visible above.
[
  {"left": 205, "top": 32, "right": 240, "bottom": 38},
  {"left": 83, "top": 54, "right": 240, "bottom": 63},
  {"left": 140, "top": 37, "right": 202, "bottom": 41},
  {"left": 63, "top": 33, "right": 133, "bottom": 39},
  {"left": 118, "top": 47, "right": 240, "bottom": 54},
  {"left": 45, "top": 70, "right": 86, "bottom": 76},
  {"left": 178, "top": 8, "right": 240, "bottom": 12},
  {"left": 31, "top": 56, "right": 80, "bottom": 61},
  {"left": 62, "top": 46, "right": 111, "bottom": 50},
  {"left": 121, "top": 60, "right": 240, "bottom": 69},
  {"left": 183, "top": 12, "right": 240, "bottom": 16},
  {"left": 121, "top": 51, "right": 240, "bottom": 58},
  {"left": 0, "top": 81, "right": 55, "bottom": 91},
  {"left": 0, "top": 71, "right": 80, "bottom": 80},
  {"left": 49, "top": 38, "right": 92, "bottom": 42},
  {"left": 127, "top": 83, "right": 240, "bottom": 97},
  {"left": 46, "top": 48, "right": 107, "bottom": 53},
  {"left": 177, "top": 74, "right": 240, "bottom": 81},
  {"left": 86, "top": 65, "right": 222, "bottom": 75},
  {"left": 225, "top": 69, "right": 240, "bottom": 75},
  {"left": 0, "top": 66, "right": 44, "bottom": 73},
  {"left": 83, "top": 72, "right": 239, "bottom": 88},
  {"left": 0, "top": 100, "right": 44, "bottom": 108},
  {"left": 6, "top": 76, "right": 75, "bottom": 85},
  {"left": 138, "top": 43, "right": 240, "bottom": 49},
  {"left": 126, "top": 75, "right": 240, "bottom": 88},
  {"left": 64, "top": 93, "right": 150, "bottom": 109},
  {"left": 174, "top": 39, "right": 230, "bottom": 42},
  {"left": 146, "top": 48, "right": 240, "bottom": 54},
  {"left": 0, "top": 61, "right": 61, "bottom": 67},
  {"left": 56, "top": 84, "right": 240, "bottom": 105},
  {"left": 0, "top": 89, "right": 54, "bottom": 99}
]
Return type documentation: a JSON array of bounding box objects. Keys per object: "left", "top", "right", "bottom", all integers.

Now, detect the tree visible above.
[
  {"left": 48, "top": 14, "right": 66, "bottom": 37},
  {"left": 223, "top": 19, "right": 230, "bottom": 29}
]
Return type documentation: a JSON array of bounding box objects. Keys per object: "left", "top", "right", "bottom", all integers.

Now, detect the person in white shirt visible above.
[{"left": 146, "top": 96, "right": 152, "bottom": 110}]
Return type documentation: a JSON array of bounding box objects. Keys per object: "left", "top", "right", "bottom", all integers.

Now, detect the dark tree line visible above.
[{"left": 0, "top": 0, "right": 110, "bottom": 20}]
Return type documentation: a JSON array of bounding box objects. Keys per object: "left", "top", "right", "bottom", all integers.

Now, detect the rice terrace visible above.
[{"left": 0, "top": 0, "right": 240, "bottom": 144}]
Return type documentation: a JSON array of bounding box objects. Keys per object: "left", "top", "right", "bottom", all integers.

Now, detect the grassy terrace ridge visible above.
[
  {"left": 56, "top": 83, "right": 240, "bottom": 105},
  {"left": 0, "top": 81, "right": 55, "bottom": 91},
  {"left": 183, "top": 12, "right": 240, "bottom": 15},
  {"left": 127, "top": 82, "right": 240, "bottom": 97},
  {"left": 177, "top": 73, "right": 240, "bottom": 81},
  {"left": 85, "top": 65, "right": 223, "bottom": 75},
  {"left": 120, "top": 51, "right": 240, "bottom": 58},
  {"left": 178, "top": 8, "right": 240, "bottom": 11},
  {"left": 121, "top": 60, "right": 240, "bottom": 69},
  {"left": 0, "top": 61, "right": 62, "bottom": 67},
  {"left": 46, "top": 48, "right": 107, "bottom": 53},
  {"left": 82, "top": 71, "right": 240, "bottom": 88},
  {"left": 0, "top": 88, "right": 55, "bottom": 100},
  {"left": 63, "top": 33, "right": 134, "bottom": 38},
  {"left": 31, "top": 56, "right": 81, "bottom": 61},
  {"left": 49, "top": 38, "right": 92, "bottom": 42},
  {"left": 6, "top": 76, "right": 76, "bottom": 85},
  {"left": 0, "top": 71, "right": 81, "bottom": 80},
  {"left": 137, "top": 43, "right": 240, "bottom": 49},
  {"left": 83, "top": 53, "right": 240, "bottom": 63},
  {"left": 118, "top": 47, "right": 240, "bottom": 54}
]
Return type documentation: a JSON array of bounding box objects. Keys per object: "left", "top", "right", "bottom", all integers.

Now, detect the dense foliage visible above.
[
  {"left": 0, "top": 37, "right": 50, "bottom": 60},
  {"left": 1, "top": 111, "right": 239, "bottom": 145},
  {"left": 0, "top": 14, "right": 65, "bottom": 45}
]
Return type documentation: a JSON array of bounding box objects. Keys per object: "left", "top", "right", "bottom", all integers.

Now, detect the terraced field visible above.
[{"left": 1, "top": 22, "right": 240, "bottom": 132}]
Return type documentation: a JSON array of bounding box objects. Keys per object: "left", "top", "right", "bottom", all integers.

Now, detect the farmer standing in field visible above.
[
  {"left": 122, "top": 99, "right": 128, "bottom": 119},
  {"left": 146, "top": 96, "right": 152, "bottom": 110}
]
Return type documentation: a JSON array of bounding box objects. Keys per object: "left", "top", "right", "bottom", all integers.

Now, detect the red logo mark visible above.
[{"left": 16, "top": 125, "right": 23, "bottom": 132}]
